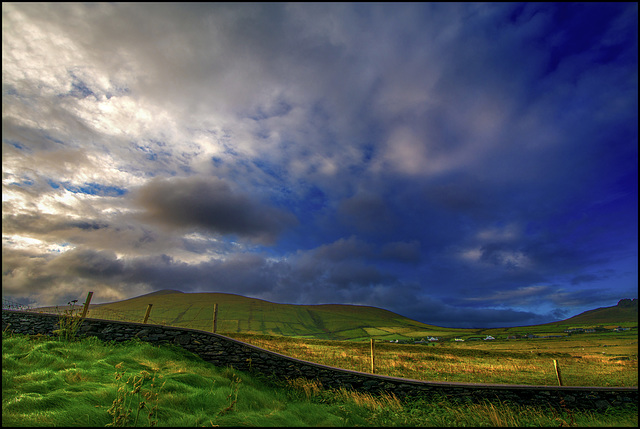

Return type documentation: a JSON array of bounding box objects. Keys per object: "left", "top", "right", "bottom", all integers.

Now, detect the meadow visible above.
[
  {"left": 2, "top": 331, "right": 637, "bottom": 427},
  {"left": 225, "top": 330, "right": 638, "bottom": 387}
]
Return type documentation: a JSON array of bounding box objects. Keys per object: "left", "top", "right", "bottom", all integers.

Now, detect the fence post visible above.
[
  {"left": 212, "top": 303, "right": 218, "bottom": 333},
  {"left": 553, "top": 359, "right": 563, "bottom": 386},
  {"left": 80, "top": 291, "right": 93, "bottom": 318},
  {"left": 142, "top": 304, "right": 153, "bottom": 324},
  {"left": 370, "top": 338, "right": 375, "bottom": 374}
]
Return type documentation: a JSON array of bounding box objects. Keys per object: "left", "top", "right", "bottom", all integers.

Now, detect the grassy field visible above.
[
  {"left": 224, "top": 331, "right": 638, "bottom": 387},
  {"left": 2, "top": 331, "right": 637, "bottom": 427}
]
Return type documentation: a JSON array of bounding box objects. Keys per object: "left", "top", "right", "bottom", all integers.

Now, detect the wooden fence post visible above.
[
  {"left": 553, "top": 359, "right": 563, "bottom": 386},
  {"left": 212, "top": 303, "right": 218, "bottom": 333},
  {"left": 142, "top": 304, "right": 153, "bottom": 324},
  {"left": 80, "top": 291, "right": 93, "bottom": 318},
  {"left": 370, "top": 338, "right": 375, "bottom": 374}
]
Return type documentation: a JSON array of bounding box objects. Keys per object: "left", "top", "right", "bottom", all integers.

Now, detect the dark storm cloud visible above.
[
  {"left": 283, "top": 237, "right": 386, "bottom": 297},
  {"left": 310, "top": 236, "right": 374, "bottom": 262},
  {"left": 133, "top": 176, "right": 298, "bottom": 244},
  {"left": 343, "top": 281, "right": 554, "bottom": 328},
  {"left": 2, "top": 212, "right": 110, "bottom": 239},
  {"left": 120, "top": 252, "right": 285, "bottom": 297}
]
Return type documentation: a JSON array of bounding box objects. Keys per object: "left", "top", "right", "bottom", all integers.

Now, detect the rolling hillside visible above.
[
  {"left": 82, "top": 290, "right": 469, "bottom": 340},
  {"left": 34, "top": 291, "right": 637, "bottom": 341}
]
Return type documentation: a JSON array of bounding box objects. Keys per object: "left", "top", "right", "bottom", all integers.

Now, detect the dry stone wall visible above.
[{"left": 3, "top": 309, "right": 637, "bottom": 410}]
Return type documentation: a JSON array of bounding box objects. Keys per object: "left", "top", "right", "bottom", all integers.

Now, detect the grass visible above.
[
  {"left": 2, "top": 331, "right": 638, "bottom": 427},
  {"left": 52, "top": 301, "right": 85, "bottom": 342},
  {"left": 224, "top": 331, "right": 638, "bottom": 387}
]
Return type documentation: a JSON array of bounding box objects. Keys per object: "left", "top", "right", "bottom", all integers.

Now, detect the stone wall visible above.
[{"left": 3, "top": 310, "right": 637, "bottom": 410}]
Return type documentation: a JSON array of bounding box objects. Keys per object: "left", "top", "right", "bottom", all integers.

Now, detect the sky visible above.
[{"left": 2, "top": 3, "right": 637, "bottom": 328}]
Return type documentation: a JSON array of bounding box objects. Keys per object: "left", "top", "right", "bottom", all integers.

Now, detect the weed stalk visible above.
[
  {"left": 107, "top": 362, "right": 164, "bottom": 427},
  {"left": 53, "top": 300, "right": 84, "bottom": 342}
]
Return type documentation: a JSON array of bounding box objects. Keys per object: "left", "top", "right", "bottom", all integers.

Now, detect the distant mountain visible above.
[{"left": 558, "top": 299, "right": 638, "bottom": 325}]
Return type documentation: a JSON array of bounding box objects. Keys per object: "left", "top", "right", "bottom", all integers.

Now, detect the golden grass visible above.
[
  {"left": 334, "top": 387, "right": 403, "bottom": 411},
  {"left": 226, "top": 333, "right": 638, "bottom": 386}
]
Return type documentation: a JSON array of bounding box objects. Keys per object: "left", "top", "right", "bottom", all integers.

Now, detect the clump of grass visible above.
[
  {"left": 334, "top": 387, "right": 403, "bottom": 412},
  {"left": 216, "top": 370, "right": 241, "bottom": 416},
  {"left": 285, "top": 377, "right": 324, "bottom": 400},
  {"left": 106, "top": 362, "right": 164, "bottom": 427},
  {"left": 52, "top": 300, "right": 84, "bottom": 342}
]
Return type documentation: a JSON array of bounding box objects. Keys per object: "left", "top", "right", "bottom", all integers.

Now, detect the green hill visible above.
[
  {"left": 557, "top": 298, "right": 638, "bottom": 326},
  {"left": 83, "top": 290, "right": 469, "bottom": 340},
  {"left": 36, "top": 291, "right": 637, "bottom": 341}
]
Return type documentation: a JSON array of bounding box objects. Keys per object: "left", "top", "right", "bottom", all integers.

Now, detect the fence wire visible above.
[
  {"left": 3, "top": 297, "right": 235, "bottom": 333},
  {"left": 2, "top": 298, "right": 44, "bottom": 312}
]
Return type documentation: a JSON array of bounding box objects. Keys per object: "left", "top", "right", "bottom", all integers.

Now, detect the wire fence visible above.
[
  {"left": 2, "top": 298, "right": 47, "bottom": 313},
  {"left": 2, "top": 298, "right": 87, "bottom": 316},
  {"left": 2, "top": 297, "right": 222, "bottom": 332}
]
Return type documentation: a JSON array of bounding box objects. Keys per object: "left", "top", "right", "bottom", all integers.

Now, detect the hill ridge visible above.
[{"left": 80, "top": 291, "right": 639, "bottom": 340}]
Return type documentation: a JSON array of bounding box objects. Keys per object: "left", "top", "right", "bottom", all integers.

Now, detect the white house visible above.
[{"left": 484, "top": 335, "right": 495, "bottom": 340}]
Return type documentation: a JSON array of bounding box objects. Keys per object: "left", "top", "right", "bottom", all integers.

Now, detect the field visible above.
[
  {"left": 2, "top": 331, "right": 637, "bottom": 427},
  {"left": 225, "top": 331, "right": 638, "bottom": 387}
]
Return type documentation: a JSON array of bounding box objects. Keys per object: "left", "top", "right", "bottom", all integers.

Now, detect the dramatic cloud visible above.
[
  {"left": 133, "top": 176, "right": 298, "bottom": 244},
  {"left": 2, "top": 3, "right": 637, "bottom": 328}
]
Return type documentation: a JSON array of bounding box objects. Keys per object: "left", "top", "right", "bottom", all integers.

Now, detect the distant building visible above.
[{"left": 484, "top": 335, "right": 495, "bottom": 341}]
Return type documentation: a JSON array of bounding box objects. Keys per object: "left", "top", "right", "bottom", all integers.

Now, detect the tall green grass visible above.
[{"left": 2, "top": 332, "right": 637, "bottom": 427}]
